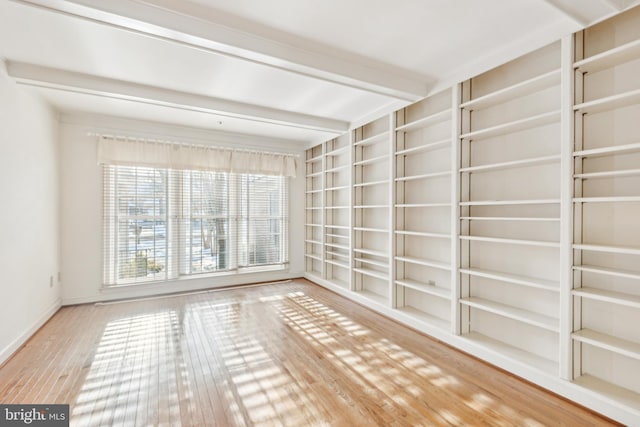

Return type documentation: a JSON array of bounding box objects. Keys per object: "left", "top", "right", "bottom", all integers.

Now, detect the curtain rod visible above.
[{"left": 87, "top": 132, "right": 300, "bottom": 158}]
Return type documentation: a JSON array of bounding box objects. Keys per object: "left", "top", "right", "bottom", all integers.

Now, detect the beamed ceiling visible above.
[{"left": 1, "top": 0, "right": 639, "bottom": 147}]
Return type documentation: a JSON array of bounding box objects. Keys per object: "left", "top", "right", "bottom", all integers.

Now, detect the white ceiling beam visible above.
[
  {"left": 13, "top": 0, "right": 429, "bottom": 101},
  {"left": 540, "top": 0, "right": 591, "bottom": 26},
  {"left": 541, "top": 0, "right": 635, "bottom": 26},
  {"left": 596, "top": 0, "right": 628, "bottom": 11},
  {"left": 6, "top": 61, "right": 349, "bottom": 133}
]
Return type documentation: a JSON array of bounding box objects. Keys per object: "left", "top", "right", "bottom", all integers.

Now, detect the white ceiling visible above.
[{"left": 1, "top": 0, "right": 638, "bottom": 147}]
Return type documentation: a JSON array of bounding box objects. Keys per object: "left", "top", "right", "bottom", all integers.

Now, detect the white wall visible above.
[
  {"left": 0, "top": 63, "right": 60, "bottom": 364},
  {"left": 60, "top": 114, "right": 305, "bottom": 305}
]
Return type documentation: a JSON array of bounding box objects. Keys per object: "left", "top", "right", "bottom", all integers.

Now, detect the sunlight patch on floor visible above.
[
  {"left": 62, "top": 286, "right": 553, "bottom": 426},
  {"left": 71, "top": 310, "right": 182, "bottom": 426}
]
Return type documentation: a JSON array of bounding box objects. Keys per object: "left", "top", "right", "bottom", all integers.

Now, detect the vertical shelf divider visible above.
[
  {"left": 458, "top": 80, "right": 471, "bottom": 336},
  {"left": 351, "top": 127, "right": 360, "bottom": 293},
  {"left": 451, "top": 83, "right": 462, "bottom": 335},
  {"left": 559, "top": 34, "right": 575, "bottom": 380},
  {"left": 348, "top": 127, "right": 354, "bottom": 291},
  {"left": 572, "top": 29, "right": 585, "bottom": 382},
  {"left": 321, "top": 143, "right": 326, "bottom": 279},
  {"left": 389, "top": 112, "right": 397, "bottom": 307},
  {"left": 394, "top": 108, "right": 406, "bottom": 310}
]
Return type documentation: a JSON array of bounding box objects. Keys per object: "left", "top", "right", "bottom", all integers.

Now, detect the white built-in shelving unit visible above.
[
  {"left": 352, "top": 117, "right": 392, "bottom": 306},
  {"left": 304, "top": 143, "right": 324, "bottom": 280},
  {"left": 303, "top": 6, "right": 640, "bottom": 424},
  {"left": 458, "top": 41, "right": 563, "bottom": 376},
  {"left": 571, "top": 7, "right": 640, "bottom": 410},
  {"left": 323, "top": 134, "right": 351, "bottom": 289},
  {"left": 394, "top": 89, "right": 454, "bottom": 331}
]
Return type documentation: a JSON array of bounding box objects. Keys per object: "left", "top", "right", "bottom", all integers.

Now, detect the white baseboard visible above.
[
  {"left": 0, "top": 298, "right": 62, "bottom": 366},
  {"left": 62, "top": 270, "right": 306, "bottom": 306}
]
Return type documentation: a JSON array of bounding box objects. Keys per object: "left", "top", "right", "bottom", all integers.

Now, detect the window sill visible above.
[{"left": 101, "top": 264, "right": 289, "bottom": 292}]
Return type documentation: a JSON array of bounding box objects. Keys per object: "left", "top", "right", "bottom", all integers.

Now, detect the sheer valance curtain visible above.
[{"left": 96, "top": 135, "right": 298, "bottom": 177}]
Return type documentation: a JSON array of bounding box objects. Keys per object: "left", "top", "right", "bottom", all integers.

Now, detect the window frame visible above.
[{"left": 103, "top": 165, "right": 289, "bottom": 287}]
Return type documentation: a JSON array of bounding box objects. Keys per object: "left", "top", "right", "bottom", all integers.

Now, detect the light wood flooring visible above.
[{"left": 0, "top": 279, "right": 619, "bottom": 426}]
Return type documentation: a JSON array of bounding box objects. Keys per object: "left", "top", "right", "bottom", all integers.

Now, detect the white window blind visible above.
[
  {"left": 103, "top": 166, "right": 171, "bottom": 285},
  {"left": 238, "top": 174, "right": 288, "bottom": 268},
  {"left": 103, "top": 165, "right": 289, "bottom": 286},
  {"left": 179, "top": 170, "right": 231, "bottom": 275}
]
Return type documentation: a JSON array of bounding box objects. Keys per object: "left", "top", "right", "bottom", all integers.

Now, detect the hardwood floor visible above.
[{"left": 0, "top": 279, "right": 619, "bottom": 426}]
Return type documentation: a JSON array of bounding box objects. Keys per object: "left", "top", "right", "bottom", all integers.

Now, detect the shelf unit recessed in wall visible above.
[
  {"left": 571, "top": 9, "right": 640, "bottom": 408},
  {"left": 458, "top": 41, "right": 563, "bottom": 376},
  {"left": 394, "top": 89, "right": 453, "bottom": 331},
  {"left": 301, "top": 6, "right": 640, "bottom": 423},
  {"left": 304, "top": 143, "right": 324, "bottom": 280},
  {"left": 323, "top": 134, "right": 351, "bottom": 289},
  {"left": 352, "top": 116, "right": 392, "bottom": 306}
]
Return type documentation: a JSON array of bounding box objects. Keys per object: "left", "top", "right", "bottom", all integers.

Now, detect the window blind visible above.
[
  {"left": 103, "top": 165, "right": 288, "bottom": 286},
  {"left": 179, "top": 170, "right": 231, "bottom": 275},
  {"left": 238, "top": 174, "right": 288, "bottom": 268}
]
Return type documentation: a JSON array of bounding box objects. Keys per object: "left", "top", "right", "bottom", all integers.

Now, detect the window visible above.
[
  {"left": 103, "top": 165, "right": 288, "bottom": 286},
  {"left": 180, "top": 170, "right": 230, "bottom": 275},
  {"left": 239, "top": 174, "right": 288, "bottom": 268}
]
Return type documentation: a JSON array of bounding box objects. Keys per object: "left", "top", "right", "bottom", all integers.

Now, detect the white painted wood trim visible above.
[
  {"left": 15, "top": 0, "right": 429, "bottom": 100},
  {"left": 460, "top": 69, "right": 561, "bottom": 110},
  {"left": 559, "top": 34, "right": 575, "bottom": 381},
  {"left": 451, "top": 84, "right": 461, "bottom": 336},
  {"left": 0, "top": 299, "right": 61, "bottom": 366},
  {"left": 8, "top": 62, "right": 348, "bottom": 133},
  {"left": 389, "top": 113, "right": 397, "bottom": 308}
]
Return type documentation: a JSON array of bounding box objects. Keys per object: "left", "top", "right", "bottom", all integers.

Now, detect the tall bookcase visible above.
[
  {"left": 302, "top": 5, "right": 640, "bottom": 423},
  {"left": 571, "top": 7, "right": 640, "bottom": 407},
  {"left": 323, "top": 134, "right": 351, "bottom": 289},
  {"left": 394, "top": 89, "right": 454, "bottom": 331},
  {"left": 304, "top": 143, "right": 324, "bottom": 280},
  {"left": 457, "top": 41, "right": 563, "bottom": 375},
  {"left": 352, "top": 116, "right": 392, "bottom": 306}
]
